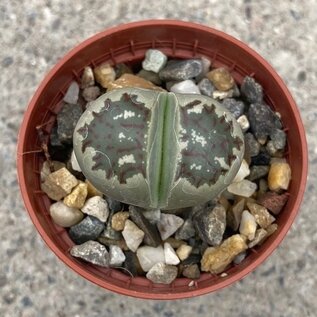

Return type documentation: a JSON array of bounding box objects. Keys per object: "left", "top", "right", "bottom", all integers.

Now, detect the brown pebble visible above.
[
  {"left": 182, "top": 264, "right": 200, "bottom": 279},
  {"left": 111, "top": 211, "right": 130, "bottom": 231},
  {"left": 257, "top": 191, "right": 289, "bottom": 215},
  {"left": 268, "top": 162, "right": 291, "bottom": 191},
  {"left": 94, "top": 63, "right": 116, "bottom": 88},
  {"left": 247, "top": 202, "right": 275, "bottom": 229},
  {"left": 206, "top": 67, "right": 235, "bottom": 91},
  {"left": 63, "top": 182, "right": 88, "bottom": 209}
]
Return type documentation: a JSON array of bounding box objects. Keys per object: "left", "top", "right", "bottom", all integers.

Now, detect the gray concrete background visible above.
[{"left": 1, "top": 1, "right": 316, "bottom": 316}]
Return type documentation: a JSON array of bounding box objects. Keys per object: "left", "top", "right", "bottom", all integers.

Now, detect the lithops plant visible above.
[{"left": 73, "top": 88, "right": 244, "bottom": 210}]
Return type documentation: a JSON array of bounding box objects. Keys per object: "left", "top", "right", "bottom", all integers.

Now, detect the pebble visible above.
[
  {"left": 157, "top": 213, "right": 184, "bottom": 240},
  {"left": 142, "top": 209, "right": 161, "bottom": 225},
  {"left": 137, "top": 69, "right": 162, "bottom": 85},
  {"left": 265, "top": 223, "right": 278, "bottom": 237},
  {"left": 80, "top": 66, "right": 95, "bottom": 88},
  {"left": 227, "top": 179, "right": 257, "bottom": 197},
  {"left": 93, "top": 63, "right": 116, "bottom": 88},
  {"left": 49, "top": 201, "right": 84, "bottom": 227},
  {"left": 164, "top": 237, "right": 186, "bottom": 249},
  {"left": 233, "top": 251, "right": 247, "bottom": 264},
  {"left": 63, "top": 182, "right": 88, "bottom": 209},
  {"left": 111, "top": 211, "right": 129, "bottom": 231},
  {"left": 102, "top": 210, "right": 122, "bottom": 240},
  {"left": 123, "top": 251, "right": 144, "bottom": 276},
  {"left": 182, "top": 264, "right": 200, "bottom": 279},
  {"left": 142, "top": 49, "right": 167, "bottom": 73},
  {"left": 175, "top": 219, "right": 195, "bottom": 240},
  {"left": 257, "top": 191, "right": 289, "bottom": 215},
  {"left": 136, "top": 245, "right": 165, "bottom": 272},
  {"left": 237, "top": 115, "right": 250, "bottom": 132},
  {"left": 106, "top": 197, "right": 123, "bottom": 212},
  {"left": 82, "top": 86, "right": 101, "bottom": 102},
  {"left": 268, "top": 161, "right": 291, "bottom": 191},
  {"left": 248, "top": 165, "right": 269, "bottom": 181},
  {"left": 109, "top": 245, "right": 126, "bottom": 267},
  {"left": 170, "top": 80, "right": 200, "bottom": 94},
  {"left": 251, "top": 151, "right": 271, "bottom": 166},
  {"left": 248, "top": 103, "right": 282, "bottom": 140},
  {"left": 57, "top": 103, "right": 83, "bottom": 144},
  {"left": 146, "top": 263, "right": 178, "bottom": 284},
  {"left": 270, "top": 129, "right": 287, "bottom": 150},
  {"left": 129, "top": 205, "right": 162, "bottom": 247},
  {"left": 69, "top": 216, "right": 105, "bottom": 244},
  {"left": 212, "top": 89, "right": 234, "bottom": 100},
  {"left": 114, "top": 63, "right": 133, "bottom": 78},
  {"left": 164, "top": 242, "right": 180, "bottom": 265},
  {"left": 247, "top": 202, "right": 275, "bottom": 229},
  {"left": 107, "top": 73, "right": 163, "bottom": 91},
  {"left": 222, "top": 98, "right": 245, "bottom": 119},
  {"left": 70, "top": 151, "right": 81, "bottom": 172},
  {"left": 40, "top": 160, "right": 65, "bottom": 182},
  {"left": 233, "top": 159, "right": 250, "bottom": 183},
  {"left": 85, "top": 180, "right": 103, "bottom": 197},
  {"left": 241, "top": 76, "right": 263, "bottom": 103},
  {"left": 81, "top": 196, "right": 109, "bottom": 222},
  {"left": 70, "top": 240, "right": 109, "bottom": 267},
  {"left": 41, "top": 167, "right": 78, "bottom": 201},
  {"left": 98, "top": 236, "right": 128, "bottom": 251},
  {"left": 63, "top": 81, "right": 79, "bottom": 104},
  {"left": 159, "top": 59, "right": 203, "bottom": 81},
  {"left": 197, "top": 78, "right": 214, "bottom": 97},
  {"left": 196, "top": 56, "right": 211, "bottom": 81},
  {"left": 244, "top": 133, "right": 261, "bottom": 157},
  {"left": 122, "top": 220, "right": 144, "bottom": 252},
  {"left": 193, "top": 204, "right": 226, "bottom": 246},
  {"left": 206, "top": 67, "right": 234, "bottom": 91},
  {"left": 266, "top": 140, "right": 278, "bottom": 156},
  {"left": 258, "top": 178, "right": 269, "bottom": 196},
  {"left": 176, "top": 244, "right": 192, "bottom": 261},
  {"left": 181, "top": 254, "right": 201, "bottom": 266},
  {"left": 201, "top": 234, "right": 248, "bottom": 274},
  {"left": 248, "top": 228, "right": 268, "bottom": 248},
  {"left": 226, "top": 199, "right": 245, "bottom": 231},
  {"left": 239, "top": 210, "right": 257, "bottom": 240}
]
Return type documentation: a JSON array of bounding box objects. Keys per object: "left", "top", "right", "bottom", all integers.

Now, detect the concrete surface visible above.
[{"left": 1, "top": 0, "right": 316, "bottom": 316}]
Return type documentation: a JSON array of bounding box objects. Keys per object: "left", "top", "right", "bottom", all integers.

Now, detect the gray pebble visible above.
[
  {"left": 106, "top": 197, "right": 123, "bottom": 212},
  {"left": 175, "top": 219, "right": 196, "bottom": 240},
  {"left": 251, "top": 150, "right": 271, "bottom": 166},
  {"left": 270, "top": 128, "right": 286, "bottom": 150},
  {"left": 193, "top": 204, "right": 226, "bottom": 246},
  {"left": 244, "top": 133, "right": 261, "bottom": 157},
  {"left": 82, "top": 86, "right": 100, "bottom": 102},
  {"left": 137, "top": 69, "right": 162, "bottom": 85},
  {"left": 57, "top": 103, "right": 83, "bottom": 144},
  {"left": 248, "top": 103, "right": 282, "bottom": 140},
  {"left": 248, "top": 165, "right": 269, "bottom": 181},
  {"left": 70, "top": 240, "right": 109, "bottom": 267},
  {"left": 241, "top": 76, "right": 263, "bottom": 103},
  {"left": 222, "top": 98, "right": 245, "bottom": 119},
  {"left": 146, "top": 263, "right": 178, "bottom": 284},
  {"left": 69, "top": 216, "right": 105, "bottom": 244},
  {"left": 159, "top": 59, "right": 203, "bottom": 81},
  {"left": 197, "top": 78, "right": 214, "bottom": 97},
  {"left": 142, "top": 49, "right": 167, "bottom": 73}
]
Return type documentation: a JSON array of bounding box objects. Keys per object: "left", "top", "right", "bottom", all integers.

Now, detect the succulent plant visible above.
[{"left": 73, "top": 88, "right": 244, "bottom": 210}]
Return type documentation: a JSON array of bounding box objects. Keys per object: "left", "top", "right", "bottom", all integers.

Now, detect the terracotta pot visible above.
[{"left": 17, "top": 20, "right": 308, "bottom": 299}]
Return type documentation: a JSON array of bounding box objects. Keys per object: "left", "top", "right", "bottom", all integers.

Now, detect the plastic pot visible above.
[{"left": 17, "top": 20, "right": 308, "bottom": 299}]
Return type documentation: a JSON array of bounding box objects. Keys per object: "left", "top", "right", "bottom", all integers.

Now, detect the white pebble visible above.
[
  {"left": 71, "top": 151, "right": 81, "bottom": 172},
  {"left": 122, "top": 220, "right": 144, "bottom": 252},
  {"left": 136, "top": 245, "right": 165, "bottom": 272},
  {"left": 170, "top": 80, "right": 200, "bottom": 94},
  {"left": 142, "top": 209, "right": 161, "bottom": 225},
  {"left": 157, "top": 213, "right": 184, "bottom": 240},
  {"left": 227, "top": 179, "right": 257, "bottom": 197},
  {"left": 63, "top": 81, "right": 79, "bottom": 104},
  {"left": 239, "top": 210, "right": 257, "bottom": 240},
  {"left": 109, "top": 245, "right": 126, "bottom": 267},
  {"left": 49, "top": 201, "right": 83, "bottom": 227},
  {"left": 164, "top": 242, "right": 180, "bottom": 265},
  {"left": 237, "top": 115, "right": 250, "bottom": 132},
  {"left": 142, "top": 49, "right": 167, "bottom": 73},
  {"left": 81, "top": 196, "right": 109, "bottom": 222},
  {"left": 233, "top": 159, "right": 250, "bottom": 183}
]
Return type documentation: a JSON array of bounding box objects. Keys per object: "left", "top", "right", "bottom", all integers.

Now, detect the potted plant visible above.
[{"left": 17, "top": 20, "right": 307, "bottom": 299}]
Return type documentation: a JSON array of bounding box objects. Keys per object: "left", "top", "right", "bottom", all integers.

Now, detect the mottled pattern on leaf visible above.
[
  {"left": 79, "top": 93, "right": 151, "bottom": 183},
  {"left": 178, "top": 100, "right": 243, "bottom": 187}
]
